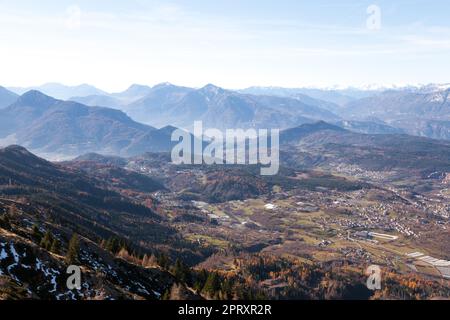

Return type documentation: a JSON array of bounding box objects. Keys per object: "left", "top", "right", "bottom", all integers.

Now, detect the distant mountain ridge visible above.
[
  {"left": 5, "top": 82, "right": 450, "bottom": 141},
  {"left": 125, "top": 83, "right": 340, "bottom": 130},
  {"left": 0, "top": 91, "right": 183, "bottom": 158},
  {"left": 239, "top": 86, "right": 381, "bottom": 106},
  {"left": 8, "top": 83, "right": 108, "bottom": 100},
  {"left": 54, "top": 82, "right": 343, "bottom": 129},
  {"left": 335, "top": 120, "right": 405, "bottom": 135},
  {"left": 280, "top": 121, "right": 347, "bottom": 144},
  {"left": 342, "top": 89, "right": 450, "bottom": 140},
  {"left": 279, "top": 121, "right": 450, "bottom": 176},
  {"left": 70, "top": 84, "right": 154, "bottom": 109},
  {"left": 343, "top": 89, "right": 450, "bottom": 120},
  {"left": 0, "top": 86, "right": 18, "bottom": 109}
]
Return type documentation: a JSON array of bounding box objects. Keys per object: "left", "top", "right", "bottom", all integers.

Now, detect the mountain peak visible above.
[
  {"left": 128, "top": 84, "right": 151, "bottom": 90},
  {"left": 202, "top": 83, "right": 222, "bottom": 90},
  {"left": 153, "top": 82, "right": 175, "bottom": 89},
  {"left": 280, "top": 121, "right": 347, "bottom": 144},
  {"left": 0, "top": 145, "right": 45, "bottom": 164},
  {"left": 116, "top": 84, "right": 152, "bottom": 97},
  {"left": 200, "top": 84, "right": 226, "bottom": 95},
  {"left": 1, "top": 144, "right": 31, "bottom": 154},
  {"left": 10, "top": 83, "right": 107, "bottom": 100},
  {"left": 15, "top": 90, "right": 57, "bottom": 107}
]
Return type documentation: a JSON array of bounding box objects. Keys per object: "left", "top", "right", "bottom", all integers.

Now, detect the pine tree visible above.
[
  {"left": 117, "top": 247, "right": 130, "bottom": 260},
  {"left": 50, "top": 238, "right": 61, "bottom": 254},
  {"left": 148, "top": 254, "right": 158, "bottom": 267},
  {"left": 203, "top": 272, "right": 220, "bottom": 297},
  {"left": 171, "top": 259, "right": 192, "bottom": 285},
  {"left": 142, "top": 254, "right": 149, "bottom": 267},
  {"left": 66, "top": 233, "right": 80, "bottom": 264},
  {"left": 193, "top": 281, "right": 203, "bottom": 293},
  {"left": 172, "top": 259, "right": 184, "bottom": 280},
  {"left": 8, "top": 205, "right": 17, "bottom": 216},
  {"left": 0, "top": 214, "right": 11, "bottom": 230},
  {"left": 169, "top": 283, "right": 190, "bottom": 300},
  {"left": 158, "top": 253, "right": 170, "bottom": 270},
  {"left": 161, "top": 289, "right": 170, "bottom": 300},
  {"left": 40, "top": 231, "right": 54, "bottom": 250},
  {"left": 32, "top": 225, "right": 42, "bottom": 242},
  {"left": 221, "top": 279, "right": 233, "bottom": 300}
]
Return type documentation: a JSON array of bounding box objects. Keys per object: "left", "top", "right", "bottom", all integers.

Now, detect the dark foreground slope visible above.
[{"left": 0, "top": 145, "right": 198, "bottom": 299}]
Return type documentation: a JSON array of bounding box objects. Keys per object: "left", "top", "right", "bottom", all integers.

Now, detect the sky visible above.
[{"left": 0, "top": 0, "right": 449, "bottom": 92}]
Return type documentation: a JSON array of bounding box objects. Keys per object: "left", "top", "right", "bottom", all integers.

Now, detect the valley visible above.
[
  {"left": 0, "top": 86, "right": 449, "bottom": 300},
  {"left": 2, "top": 0, "right": 450, "bottom": 306}
]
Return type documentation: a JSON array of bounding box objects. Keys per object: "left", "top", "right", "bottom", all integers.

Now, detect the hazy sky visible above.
[{"left": 0, "top": 0, "right": 449, "bottom": 91}]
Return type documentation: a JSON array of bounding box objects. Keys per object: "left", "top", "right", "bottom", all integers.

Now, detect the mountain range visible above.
[
  {"left": 6, "top": 84, "right": 448, "bottom": 179},
  {"left": 0, "top": 91, "right": 183, "bottom": 158},
  {"left": 67, "top": 82, "right": 450, "bottom": 139},
  {"left": 8, "top": 83, "right": 108, "bottom": 100},
  {"left": 240, "top": 85, "right": 450, "bottom": 139},
  {"left": 70, "top": 84, "right": 154, "bottom": 109},
  {"left": 342, "top": 89, "right": 450, "bottom": 120},
  {"left": 238, "top": 86, "right": 374, "bottom": 106},
  {"left": 2, "top": 82, "right": 450, "bottom": 148},
  {"left": 341, "top": 89, "right": 450, "bottom": 140},
  {"left": 279, "top": 121, "right": 450, "bottom": 178},
  {"left": 72, "top": 83, "right": 341, "bottom": 130},
  {"left": 1, "top": 80, "right": 449, "bottom": 300}
]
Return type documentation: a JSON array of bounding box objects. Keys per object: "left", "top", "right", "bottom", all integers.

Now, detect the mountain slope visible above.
[
  {"left": 0, "top": 87, "right": 18, "bottom": 109},
  {"left": 0, "top": 228, "right": 180, "bottom": 300},
  {"left": 239, "top": 86, "right": 378, "bottom": 106},
  {"left": 124, "top": 83, "right": 194, "bottom": 126},
  {"left": 335, "top": 120, "right": 405, "bottom": 135},
  {"left": 280, "top": 122, "right": 450, "bottom": 176},
  {"left": 341, "top": 89, "right": 450, "bottom": 140},
  {"left": 0, "top": 91, "right": 179, "bottom": 157},
  {"left": 69, "top": 94, "right": 123, "bottom": 109},
  {"left": 70, "top": 84, "right": 154, "bottom": 108},
  {"left": 126, "top": 84, "right": 340, "bottom": 129},
  {"left": 280, "top": 121, "right": 347, "bottom": 144},
  {"left": 0, "top": 145, "right": 173, "bottom": 242},
  {"left": 343, "top": 89, "right": 450, "bottom": 120},
  {"left": 388, "top": 118, "right": 450, "bottom": 141},
  {"left": 0, "top": 145, "right": 197, "bottom": 299},
  {"left": 8, "top": 83, "right": 107, "bottom": 100},
  {"left": 111, "top": 84, "right": 153, "bottom": 102}
]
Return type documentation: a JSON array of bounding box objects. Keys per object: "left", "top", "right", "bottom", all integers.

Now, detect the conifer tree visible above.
[
  {"left": 0, "top": 214, "right": 11, "bottom": 230},
  {"left": 203, "top": 272, "right": 220, "bottom": 296},
  {"left": 66, "top": 233, "right": 80, "bottom": 264},
  {"left": 40, "top": 231, "right": 54, "bottom": 250},
  {"left": 148, "top": 254, "right": 158, "bottom": 267},
  {"left": 161, "top": 289, "right": 170, "bottom": 300},
  {"left": 169, "top": 283, "right": 190, "bottom": 300},
  {"left": 142, "top": 254, "right": 149, "bottom": 267},
  {"left": 32, "top": 225, "right": 42, "bottom": 243},
  {"left": 50, "top": 238, "right": 60, "bottom": 254}
]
